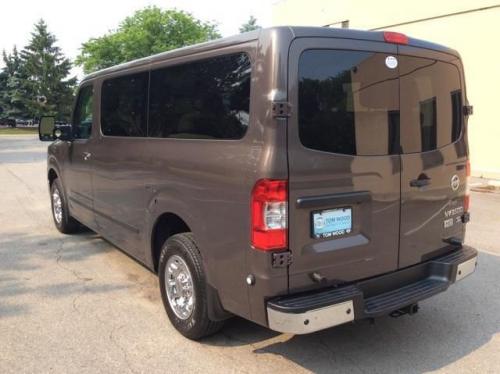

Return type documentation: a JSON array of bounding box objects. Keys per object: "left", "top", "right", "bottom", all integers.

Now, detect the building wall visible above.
[{"left": 272, "top": 0, "right": 500, "bottom": 178}]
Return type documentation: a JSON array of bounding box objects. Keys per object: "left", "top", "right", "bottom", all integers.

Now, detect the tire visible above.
[
  {"left": 159, "top": 233, "right": 224, "bottom": 340},
  {"left": 50, "top": 178, "right": 80, "bottom": 234}
]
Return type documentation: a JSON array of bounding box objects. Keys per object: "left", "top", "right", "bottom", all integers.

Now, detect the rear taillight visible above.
[
  {"left": 464, "top": 160, "right": 471, "bottom": 212},
  {"left": 383, "top": 31, "right": 409, "bottom": 45},
  {"left": 251, "top": 179, "right": 288, "bottom": 251}
]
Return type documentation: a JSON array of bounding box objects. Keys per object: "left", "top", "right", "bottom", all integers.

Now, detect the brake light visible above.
[
  {"left": 251, "top": 179, "right": 288, "bottom": 251},
  {"left": 464, "top": 160, "right": 471, "bottom": 212},
  {"left": 383, "top": 31, "right": 409, "bottom": 45}
]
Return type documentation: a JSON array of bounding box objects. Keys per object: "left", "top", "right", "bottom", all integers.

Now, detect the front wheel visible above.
[
  {"left": 158, "top": 233, "right": 224, "bottom": 340},
  {"left": 50, "top": 178, "right": 80, "bottom": 234}
]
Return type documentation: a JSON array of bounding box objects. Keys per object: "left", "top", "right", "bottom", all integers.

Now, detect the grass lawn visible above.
[{"left": 0, "top": 127, "right": 38, "bottom": 135}]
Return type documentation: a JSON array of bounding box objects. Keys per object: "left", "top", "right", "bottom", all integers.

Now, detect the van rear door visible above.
[
  {"left": 397, "top": 47, "right": 468, "bottom": 267},
  {"left": 287, "top": 38, "right": 401, "bottom": 291}
]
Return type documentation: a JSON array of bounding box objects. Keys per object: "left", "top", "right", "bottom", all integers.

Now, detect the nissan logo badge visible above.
[{"left": 451, "top": 175, "right": 460, "bottom": 191}]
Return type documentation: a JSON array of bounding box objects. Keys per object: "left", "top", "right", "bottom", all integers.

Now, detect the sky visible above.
[{"left": 0, "top": 0, "right": 274, "bottom": 78}]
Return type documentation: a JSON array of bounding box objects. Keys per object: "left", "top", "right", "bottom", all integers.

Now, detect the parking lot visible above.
[{"left": 0, "top": 135, "right": 499, "bottom": 374}]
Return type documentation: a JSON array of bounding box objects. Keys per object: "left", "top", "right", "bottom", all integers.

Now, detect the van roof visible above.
[{"left": 81, "top": 26, "right": 458, "bottom": 83}]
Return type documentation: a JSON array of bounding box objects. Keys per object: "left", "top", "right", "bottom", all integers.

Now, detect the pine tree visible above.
[
  {"left": 20, "top": 19, "right": 76, "bottom": 121},
  {"left": 0, "top": 54, "right": 7, "bottom": 117},
  {"left": 239, "top": 16, "right": 261, "bottom": 33},
  {"left": 0, "top": 47, "right": 29, "bottom": 119}
]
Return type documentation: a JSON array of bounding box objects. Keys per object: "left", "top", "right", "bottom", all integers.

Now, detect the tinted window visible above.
[
  {"left": 388, "top": 110, "right": 400, "bottom": 155},
  {"left": 148, "top": 53, "right": 251, "bottom": 139},
  {"left": 298, "top": 51, "right": 463, "bottom": 156},
  {"left": 451, "top": 90, "right": 463, "bottom": 143},
  {"left": 298, "top": 50, "right": 399, "bottom": 156},
  {"left": 399, "top": 56, "right": 462, "bottom": 153},
  {"left": 73, "top": 85, "right": 93, "bottom": 140},
  {"left": 101, "top": 72, "right": 148, "bottom": 137},
  {"left": 420, "top": 98, "right": 437, "bottom": 152}
]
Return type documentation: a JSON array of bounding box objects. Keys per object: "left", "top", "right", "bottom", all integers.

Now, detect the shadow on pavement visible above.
[
  {"left": 0, "top": 231, "right": 111, "bottom": 272},
  {"left": 204, "top": 250, "right": 499, "bottom": 373},
  {"left": 4, "top": 226, "right": 496, "bottom": 373},
  {"left": 0, "top": 231, "right": 128, "bottom": 319}
]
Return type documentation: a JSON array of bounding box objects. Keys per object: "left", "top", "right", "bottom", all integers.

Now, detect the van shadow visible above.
[{"left": 204, "top": 251, "right": 499, "bottom": 373}]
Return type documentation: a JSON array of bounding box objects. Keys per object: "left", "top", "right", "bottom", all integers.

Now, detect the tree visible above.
[
  {"left": 239, "top": 16, "right": 261, "bottom": 33},
  {"left": 0, "top": 53, "right": 10, "bottom": 117},
  {"left": 76, "top": 7, "right": 221, "bottom": 74},
  {"left": 19, "top": 20, "right": 76, "bottom": 120},
  {"left": 0, "top": 47, "right": 30, "bottom": 120}
]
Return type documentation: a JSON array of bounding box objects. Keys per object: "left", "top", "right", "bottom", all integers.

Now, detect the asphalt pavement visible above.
[{"left": 0, "top": 135, "right": 499, "bottom": 373}]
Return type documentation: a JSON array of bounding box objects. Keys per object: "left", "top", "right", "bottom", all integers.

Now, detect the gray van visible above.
[{"left": 39, "top": 27, "right": 478, "bottom": 340}]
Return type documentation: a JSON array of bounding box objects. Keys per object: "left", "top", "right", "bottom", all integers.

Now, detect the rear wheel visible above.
[
  {"left": 158, "top": 233, "right": 224, "bottom": 340},
  {"left": 50, "top": 178, "right": 80, "bottom": 234}
]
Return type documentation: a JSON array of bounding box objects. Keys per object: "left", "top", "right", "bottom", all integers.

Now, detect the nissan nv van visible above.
[{"left": 39, "top": 27, "right": 478, "bottom": 339}]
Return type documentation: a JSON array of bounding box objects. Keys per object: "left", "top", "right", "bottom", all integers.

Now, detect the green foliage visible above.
[
  {"left": 239, "top": 16, "right": 261, "bottom": 33},
  {"left": 0, "top": 20, "right": 76, "bottom": 121},
  {"left": 20, "top": 20, "right": 76, "bottom": 120},
  {"left": 0, "top": 58, "right": 7, "bottom": 116},
  {"left": 76, "top": 7, "right": 221, "bottom": 74},
  {"left": 0, "top": 47, "right": 29, "bottom": 119}
]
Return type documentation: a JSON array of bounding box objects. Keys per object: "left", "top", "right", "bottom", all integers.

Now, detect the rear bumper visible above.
[{"left": 267, "top": 246, "right": 478, "bottom": 334}]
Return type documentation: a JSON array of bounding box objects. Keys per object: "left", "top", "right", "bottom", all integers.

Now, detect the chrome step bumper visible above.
[{"left": 267, "top": 246, "right": 478, "bottom": 335}]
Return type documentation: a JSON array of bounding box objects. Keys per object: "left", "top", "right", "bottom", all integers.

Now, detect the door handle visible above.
[
  {"left": 82, "top": 152, "right": 91, "bottom": 161},
  {"left": 410, "top": 176, "right": 431, "bottom": 188}
]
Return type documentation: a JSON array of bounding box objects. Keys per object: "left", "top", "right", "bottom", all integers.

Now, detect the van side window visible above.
[
  {"left": 101, "top": 72, "right": 149, "bottom": 137},
  {"left": 148, "top": 53, "right": 251, "bottom": 140},
  {"left": 298, "top": 50, "right": 399, "bottom": 156},
  {"left": 73, "top": 85, "right": 93, "bottom": 140}
]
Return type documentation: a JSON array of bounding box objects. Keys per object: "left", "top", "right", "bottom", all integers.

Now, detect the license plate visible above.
[{"left": 312, "top": 207, "right": 352, "bottom": 239}]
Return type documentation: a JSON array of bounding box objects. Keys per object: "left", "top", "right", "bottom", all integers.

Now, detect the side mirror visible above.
[
  {"left": 39, "top": 116, "right": 55, "bottom": 141},
  {"left": 54, "top": 124, "right": 73, "bottom": 141},
  {"left": 38, "top": 116, "right": 73, "bottom": 141}
]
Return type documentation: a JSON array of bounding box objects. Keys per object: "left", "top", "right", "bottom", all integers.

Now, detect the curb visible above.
[{"left": 470, "top": 179, "right": 500, "bottom": 193}]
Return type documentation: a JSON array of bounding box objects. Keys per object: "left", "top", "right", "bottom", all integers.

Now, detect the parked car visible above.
[
  {"left": 0, "top": 118, "right": 16, "bottom": 127},
  {"left": 39, "top": 27, "right": 477, "bottom": 340},
  {"left": 15, "top": 118, "right": 29, "bottom": 126}
]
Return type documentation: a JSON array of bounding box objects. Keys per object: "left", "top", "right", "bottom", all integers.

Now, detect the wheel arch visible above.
[
  {"left": 48, "top": 168, "right": 58, "bottom": 186},
  {"left": 150, "top": 212, "right": 191, "bottom": 273},
  {"left": 47, "top": 154, "right": 63, "bottom": 188},
  {"left": 149, "top": 210, "right": 231, "bottom": 322}
]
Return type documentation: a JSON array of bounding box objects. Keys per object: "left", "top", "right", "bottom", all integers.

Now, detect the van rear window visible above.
[
  {"left": 398, "top": 56, "right": 462, "bottom": 153},
  {"left": 298, "top": 50, "right": 463, "bottom": 156},
  {"left": 298, "top": 50, "right": 399, "bottom": 156}
]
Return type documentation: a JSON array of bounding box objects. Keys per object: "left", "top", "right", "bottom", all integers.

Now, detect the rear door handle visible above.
[
  {"left": 410, "top": 177, "right": 431, "bottom": 188},
  {"left": 82, "top": 152, "right": 91, "bottom": 161}
]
